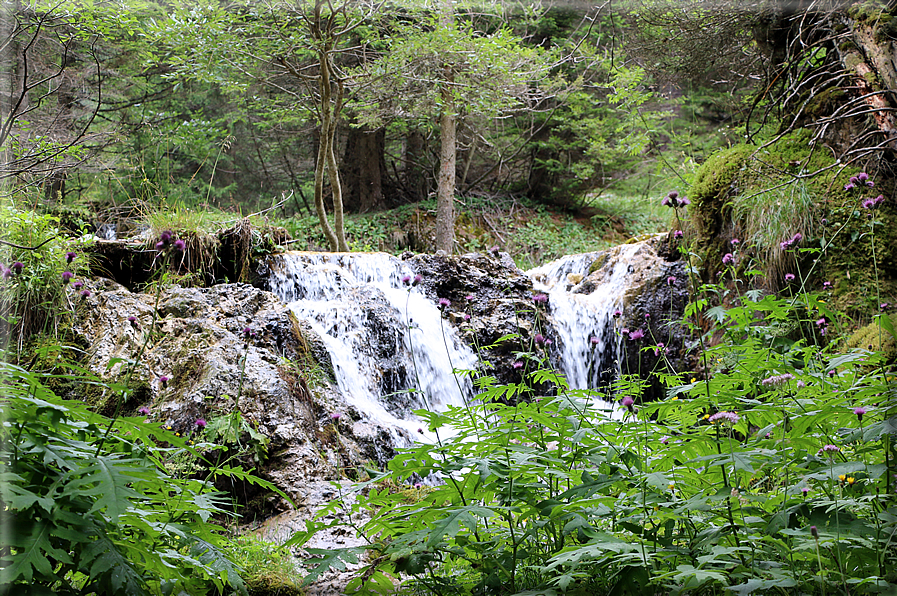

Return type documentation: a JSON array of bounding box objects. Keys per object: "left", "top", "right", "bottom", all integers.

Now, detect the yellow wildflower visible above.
[
  {"left": 838, "top": 474, "right": 846, "bottom": 483},
  {"left": 847, "top": 477, "right": 856, "bottom": 485}
]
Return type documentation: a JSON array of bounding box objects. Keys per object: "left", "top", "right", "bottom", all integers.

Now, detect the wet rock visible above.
[
  {"left": 67, "top": 279, "right": 405, "bottom": 514},
  {"left": 405, "top": 251, "right": 540, "bottom": 387},
  {"left": 582, "top": 234, "right": 690, "bottom": 401}
]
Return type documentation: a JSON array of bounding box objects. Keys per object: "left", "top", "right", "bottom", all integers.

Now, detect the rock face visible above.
[
  {"left": 404, "top": 251, "right": 541, "bottom": 388},
  {"left": 66, "top": 279, "right": 398, "bottom": 514}
]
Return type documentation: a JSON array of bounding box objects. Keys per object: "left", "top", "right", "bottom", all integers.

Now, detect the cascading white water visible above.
[
  {"left": 528, "top": 243, "right": 644, "bottom": 392},
  {"left": 267, "top": 252, "right": 478, "bottom": 442}
]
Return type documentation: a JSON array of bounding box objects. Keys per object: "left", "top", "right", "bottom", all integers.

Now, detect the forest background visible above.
[{"left": 2, "top": 0, "right": 897, "bottom": 595}]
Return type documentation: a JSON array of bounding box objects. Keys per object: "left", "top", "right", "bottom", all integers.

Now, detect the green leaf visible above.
[
  {"left": 425, "top": 506, "right": 495, "bottom": 548},
  {"left": 300, "top": 547, "right": 367, "bottom": 587},
  {"left": 0, "top": 518, "right": 68, "bottom": 583}
]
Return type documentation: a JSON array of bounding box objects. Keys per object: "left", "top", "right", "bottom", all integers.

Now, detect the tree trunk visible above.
[
  {"left": 838, "top": 20, "right": 897, "bottom": 151},
  {"left": 404, "top": 129, "right": 430, "bottom": 202},
  {"left": 435, "top": 0, "right": 456, "bottom": 254},
  {"left": 342, "top": 126, "right": 387, "bottom": 213},
  {"left": 436, "top": 73, "right": 456, "bottom": 254}
]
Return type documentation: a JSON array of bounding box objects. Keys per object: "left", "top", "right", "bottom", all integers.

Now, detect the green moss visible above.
[
  {"left": 803, "top": 88, "right": 847, "bottom": 121},
  {"left": 171, "top": 354, "right": 207, "bottom": 394},
  {"left": 690, "top": 144, "right": 754, "bottom": 238},
  {"left": 846, "top": 315, "right": 897, "bottom": 363}
]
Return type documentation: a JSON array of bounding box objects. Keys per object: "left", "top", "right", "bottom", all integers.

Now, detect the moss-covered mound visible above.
[{"left": 688, "top": 128, "right": 897, "bottom": 315}]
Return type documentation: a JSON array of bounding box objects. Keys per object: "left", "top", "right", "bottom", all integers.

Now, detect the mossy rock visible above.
[
  {"left": 690, "top": 144, "right": 754, "bottom": 238},
  {"left": 845, "top": 315, "right": 897, "bottom": 363}
]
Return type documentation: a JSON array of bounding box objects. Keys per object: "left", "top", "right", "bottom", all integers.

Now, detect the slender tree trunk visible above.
[{"left": 435, "top": 0, "right": 456, "bottom": 254}]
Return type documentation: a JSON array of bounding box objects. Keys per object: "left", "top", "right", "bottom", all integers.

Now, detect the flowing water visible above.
[
  {"left": 267, "top": 245, "right": 643, "bottom": 439},
  {"left": 267, "top": 252, "right": 477, "bottom": 443},
  {"left": 528, "top": 242, "right": 643, "bottom": 393}
]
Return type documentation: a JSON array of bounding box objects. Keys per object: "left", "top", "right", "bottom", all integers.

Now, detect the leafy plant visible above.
[
  {"left": 0, "top": 360, "right": 247, "bottom": 596},
  {"left": 292, "top": 174, "right": 897, "bottom": 595},
  {"left": 0, "top": 205, "right": 93, "bottom": 353}
]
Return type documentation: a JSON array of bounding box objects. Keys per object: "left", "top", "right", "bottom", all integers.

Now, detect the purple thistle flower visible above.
[
  {"left": 668, "top": 190, "right": 679, "bottom": 201},
  {"left": 128, "top": 315, "right": 139, "bottom": 327},
  {"left": 72, "top": 281, "right": 83, "bottom": 290},
  {"left": 857, "top": 172, "right": 868, "bottom": 182},
  {"left": 155, "top": 241, "right": 165, "bottom": 251},
  {"left": 413, "top": 274, "right": 423, "bottom": 285},
  {"left": 65, "top": 251, "right": 77, "bottom": 263},
  {"left": 402, "top": 274, "right": 411, "bottom": 285},
  {"left": 613, "top": 309, "right": 622, "bottom": 318},
  {"left": 138, "top": 406, "right": 151, "bottom": 416},
  {"left": 823, "top": 281, "right": 832, "bottom": 289},
  {"left": 330, "top": 412, "right": 341, "bottom": 421},
  {"left": 621, "top": 396, "right": 634, "bottom": 410},
  {"left": 780, "top": 239, "right": 791, "bottom": 250},
  {"left": 589, "top": 336, "right": 600, "bottom": 345},
  {"left": 761, "top": 373, "right": 794, "bottom": 387},
  {"left": 534, "top": 333, "right": 546, "bottom": 345},
  {"left": 816, "top": 317, "right": 826, "bottom": 327},
  {"left": 796, "top": 380, "right": 806, "bottom": 389},
  {"left": 621, "top": 327, "right": 629, "bottom": 335},
  {"left": 465, "top": 295, "right": 474, "bottom": 302},
  {"left": 532, "top": 293, "right": 548, "bottom": 304},
  {"left": 417, "top": 427, "right": 424, "bottom": 434},
  {"left": 785, "top": 273, "right": 795, "bottom": 282},
  {"left": 731, "top": 238, "right": 740, "bottom": 246},
  {"left": 821, "top": 444, "right": 839, "bottom": 454},
  {"left": 413, "top": 482, "right": 422, "bottom": 489},
  {"left": 844, "top": 182, "right": 855, "bottom": 191},
  {"left": 679, "top": 197, "right": 691, "bottom": 206},
  {"left": 80, "top": 290, "right": 91, "bottom": 298},
  {"left": 654, "top": 342, "right": 666, "bottom": 356},
  {"left": 242, "top": 326, "right": 253, "bottom": 339},
  {"left": 709, "top": 411, "right": 740, "bottom": 424},
  {"left": 674, "top": 230, "right": 683, "bottom": 239},
  {"left": 1, "top": 267, "right": 11, "bottom": 280},
  {"left": 628, "top": 329, "right": 645, "bottom": 341},
  {"left": 159, "top": 230, "right": 172, "bottom": 245},
  {"left": 173, "top": 239, "right": 186, "bottom": 252},
  {"left": 513, "top": 360, "right": 523, "bottom": 369},
  {"left": 722, "top": 253, "right": 734, "bottom": 265},
  {"left": 195, "top": 418, "right": 206, "bottom": 428},
  {"left": 810, "top": 525, "right": 819, "bottom": 538},
  {"left": 159, "top": 376, "right": 169, "bottom": 387},
  {"left": 463, "top": 313, "right": 470, "bottom": 321},
  {"left": 488, "top": 246, "right": 500, "bottom": 255},
  {"left": 802, "top": 487, "right": 810, "bottom": 496},
  {"left": 438, "top": 297, "right": 451, "bottom": 310},
  {"left": 62, "top": 271, "right": 73, "bottom": 284},
  {"left": 11, "top": 261, "right": 23, "bottom": 275},
  {"left": 854, "top": 406, "right": 867, "bottom": 421},
  {"left": 792, "top": 233, "right": 802, "bottom": 244}
]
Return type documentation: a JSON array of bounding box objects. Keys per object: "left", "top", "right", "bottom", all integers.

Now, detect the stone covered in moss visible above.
[
  {"left": 846, "top": 314, "right": 897, "bottom": 363},
  {"left": 688, "top": 129, "right": 896, "bottom": 314}
]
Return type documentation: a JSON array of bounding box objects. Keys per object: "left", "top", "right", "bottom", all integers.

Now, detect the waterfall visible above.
[
  {"left": 267, "top": 252, "right": 477, "bottom": 442},
  {"left": 528, "top": 242, "right": 644, "bottom": 393}
]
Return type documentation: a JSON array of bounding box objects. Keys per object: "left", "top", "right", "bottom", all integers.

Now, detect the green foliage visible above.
[
  {"left": 0, "top": 205, "right": 93, "bottom": 352},
  {"left": 0, "top": 360, "right": 249, "bottom": 596},
  {"left": 294, "top": 232, "right": 897, "bottom": 595},
  {"left": 224, "top": 536, "right": 304, "bottom": 596}
]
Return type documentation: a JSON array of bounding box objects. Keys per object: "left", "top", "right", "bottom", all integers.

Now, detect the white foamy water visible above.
[
  {"left": 527, "top": 243, "right": 643, "bottom": 392},
  {"left": 267, "top": 252, "right": 477, "bottom": 443}
]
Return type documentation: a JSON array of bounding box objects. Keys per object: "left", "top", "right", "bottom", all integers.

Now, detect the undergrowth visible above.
[{"left": 291, "top": 175, "right": 896, "bottom": 595}]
